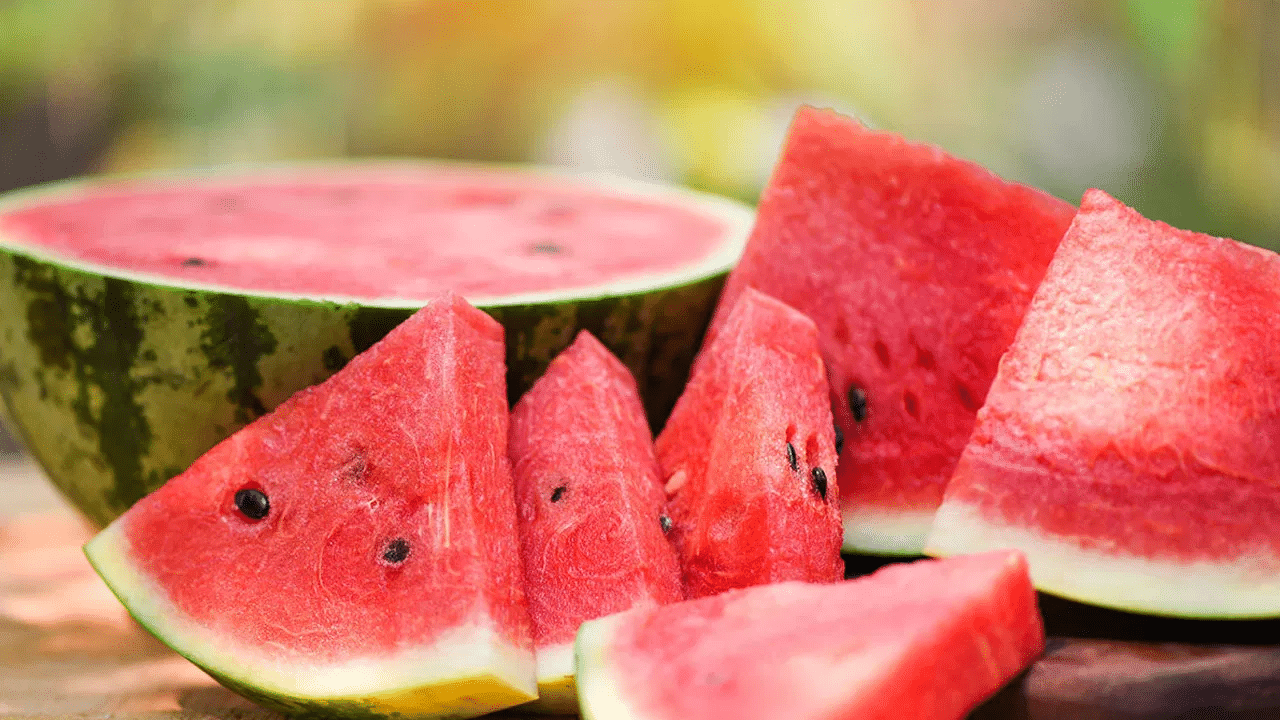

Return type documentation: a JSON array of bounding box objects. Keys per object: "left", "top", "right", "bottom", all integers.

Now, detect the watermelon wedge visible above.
[
  {"left": 709, "top": 106, "right": 1076, "bottom": 555},
  {"left": 927, "top": 190, "right": 1280, "bottom": 619},
  {"left": 575, "top": 550, "right": 1045, "bottom": 720},
  {"left": 0, "top": 162, "right": 754, "bottom": 527},
  {"left": 83, "top": 293, "right": 536, "bottom": 718},
  {"left": 655, "top": 287, "right": 843, "bottom": 599},
  {"left": 508, "top": 330, "right": 683, "bottom": 713}
]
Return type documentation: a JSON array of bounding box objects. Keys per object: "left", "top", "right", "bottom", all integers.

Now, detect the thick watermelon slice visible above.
[
  {"left": 83, "top": 293, "right": 536, "bottom": 718},
  {"left": 710, "top": 106, "right": 1076, "bottom": 555},
  {"left": 509, "top": 330, "right": 683, "bottom": 713},
  {"left": 927, "top": 190, "right": 1280, "bottom": 619},
  {"left": 0, "top": 162, "right": 753, "bottom": 527},
  {"left": 655, "top": 287, "right": 843, "bottom": 598},
  {"left": 575, "top": 550, "right": 1045, "bottom": 720}
]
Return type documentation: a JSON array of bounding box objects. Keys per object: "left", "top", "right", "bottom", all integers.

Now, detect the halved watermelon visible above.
[
  {"left": 575, "top": 550, "right": 1045, "bottom": 720},
  {"left": 655, "top": 287, "right": 843, "bottom": 599},
  {"left": 0, "top": 162, "right": 754, "bottom": 527},
  {"left": 709, "top": 106, "right": 1076, "bottom": 555},
  {"left": 508, "top": 330, "right": 683, "bottom": 713},
  {"left": 83, "top": 293, "right": 536, "bottom": 717},
  {"left": 927, "top": 190, "right": 1280, "bottom": 619}
]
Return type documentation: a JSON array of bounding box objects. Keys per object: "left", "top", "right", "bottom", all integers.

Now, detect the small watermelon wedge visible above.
[
  {"left": 927, "top": 190, "right": 1280, "bottom": 619},
  {"left": 710, "top": 106, "right": 1076, "bottom": 555},
  {"left": 508, "top": 330, "right": 683, "bottom": 713},
  {"left": 83, "top": 292, "right": 536, "bottom": 718},
  {"left": 655, "top": 287, "right": 843, "bottom": 599},
  {"left": 575, "top": 550, "right": 1045, "bottom": 720}
]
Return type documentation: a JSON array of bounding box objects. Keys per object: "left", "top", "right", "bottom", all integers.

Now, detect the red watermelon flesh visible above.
[
  {"left": 575, "top": 550, "right": 1044, "bottom": 720},
  {"left": 711, "top": 106, "right": 1076, "bottom": 555},
  {"left": 508, "top": 330, "right": 683, "bottom": 712},
  {"left": 83, "top": 293, "right": 536, "bottom": 717},
  {"left": 655, "top": 287, "right": 843, "bottom": 599},
  {"left": 0, "top": 164, "right": 743, "bottom": 302},
  {"left": 927, "top": 189, "right": 1280, "bottom": 619}
]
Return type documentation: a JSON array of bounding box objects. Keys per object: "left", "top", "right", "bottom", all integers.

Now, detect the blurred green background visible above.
[{"left": 1, "top": 0, "right": 1277, "bottom": 250}]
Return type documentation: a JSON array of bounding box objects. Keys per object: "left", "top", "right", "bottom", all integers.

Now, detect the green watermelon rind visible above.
[
  {"left": 0, "top": 162, "right": 753, "bottom": 527},
  {"left": 84, "top": 520, "right": 539, "bottom": 719}
]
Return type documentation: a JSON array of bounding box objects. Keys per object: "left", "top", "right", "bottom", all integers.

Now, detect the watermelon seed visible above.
[
  {"left": 182, "top": 257, "right": 206, "bottom": 267},
  {"left": 233, "top": 488, "right": 270, "bottom": 520},
  {"left": 956, "top": 382, "right": 979, "bottom": 412},
  {"left": 382, "top": 538, "right": 411, "bottom": 564},
  {"left": 660, "top": 515, "right": 672, "bottom": 533},
  {"left": 785, "top": 442, "right": 798, "bottom": 471},
  {"left": 550, "top": 485, "right": 568, "bottom": 502},
  {"left": 903, "top": 391, "right": 920, "bottom": 419},
  {"left": 529, "top": 241, "right": 563, "bottom": 255},
  {"left": 834, "top": 425, "right": 844, "bottom": 455},
  {"left": 848, "top": 386, "right": 868, "bottom": 423},
  {"left": 811, "top": 468, "right": 828, "bottom": 501}
]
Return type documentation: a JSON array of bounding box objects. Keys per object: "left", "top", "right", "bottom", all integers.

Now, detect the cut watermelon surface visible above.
[
  {"left": 508, "top": 331, "right": 683, "bottom": 713},
  {"left": 656, "top": 287, "right": 843, "bottom": 599},
  {"left": 83, "top": 293, "right": 536, "bottom": 718},
  {"left": 711, "top": 106, "right": 1076, "bottom": 555},
  {"left": 927, "top": 190, "right": 1280, "bottom": 619},
  {"left": 575, "top": 550, "right": 1044, "bottom": 720}
]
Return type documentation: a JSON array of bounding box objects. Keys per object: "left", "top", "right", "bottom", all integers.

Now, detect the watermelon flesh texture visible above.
[
  {"left": 83, "top": 293, "right": 537, "bottom": 718},
  {"left": 509, "top": 330, "right": 683, "bottom": 713},
  {"left": 575, "top": 551, "right": 1045, "bottom": 720},
  {"left": 711, "top": 106, "right": 1076, "bottom": 555},
  {"left": 927, "top": 190, "right": 1280, "bottom": 619},
  {"left": 656, "top": 287, "right": 844, "bottom": 599}
]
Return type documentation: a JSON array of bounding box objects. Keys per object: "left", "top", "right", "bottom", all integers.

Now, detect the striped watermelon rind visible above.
[{"left": 0, "top": 162, "right": 753, "bottom": 527}]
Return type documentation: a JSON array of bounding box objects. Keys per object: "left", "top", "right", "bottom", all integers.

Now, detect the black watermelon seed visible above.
[
  {"left": 182, "top": 257, "right": 206, "bottom": 267},
  {"left": 785, "top": 442, "right": 798, "bottom": 471},
  {"left": 834, "top": 424, "right": 844, "bottom": 455},
  {"left": 660, "top": 515, "right": 673, "bottom": 533},
  {"left": 234, "top": 488, "right": 270, "bottom": 520},
  {"left": 811, "top": 467, "right": 828, "bottom": 501},
  {"left": 848, "top": 386, "right": 868, "bottom": 423},
  {"left": 382, "top": 538, "right": 411, "bottom": 564},
  {"left": 550, "top": 485, "right": 568, "bottom": 503}
]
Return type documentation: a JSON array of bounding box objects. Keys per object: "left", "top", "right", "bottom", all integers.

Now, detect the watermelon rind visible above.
[
  {"left": 927, "top": 502, "right": 1280, "bottom": 619},
  {"left": 85, "top": 520, "right": 539, "bottom": 718},
  {"left": 528, "top": 643, "right": 578, "bottom": 714},
  {"left": 574, "top": 613, "right": 638, "bottom": 720},
  {"left": 0, "top": 162, "right": 753, "bottom": 527},
  {"left": 841, "top": 507, "right": 936, "bottom": 557}
]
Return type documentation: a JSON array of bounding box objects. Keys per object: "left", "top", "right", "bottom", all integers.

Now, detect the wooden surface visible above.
[{"left": 4, "top": 457, "right": 1280, "bottom": 720}]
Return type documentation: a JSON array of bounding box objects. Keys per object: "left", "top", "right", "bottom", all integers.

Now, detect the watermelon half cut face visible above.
[
  {"left": 927, "top": 190, "right": 1280, "bottom": 619},
  {"left": 84, "top": 294, "right": 537, "bottom": 718},
  {"left": 0, "top": 162, "right": 754, "bottom": 527}
]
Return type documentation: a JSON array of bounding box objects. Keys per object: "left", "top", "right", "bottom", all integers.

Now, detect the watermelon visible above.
[
  {"left": 655, "top": 287, "right": 843, "bottom": 598},
  {"left": 509, "top": 330, "right": 683, "bottom": 713},
  {"left": 0, "top": 162, "right": 754, "bottom": 527},
  {"left": 575, "top": 550, "right": 1045, "bottom": 720},
  {"left": 709, "top": 106, "right": 1076, "bottom": 555},
  {"left": 83, "top": 292, "right": 537, "bottom": 718},
  {"left": 927, "top": 189, "right": 1280, "bottom": 619}
]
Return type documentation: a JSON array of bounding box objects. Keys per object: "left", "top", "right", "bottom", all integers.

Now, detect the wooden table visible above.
[{"left": 4, "top": 456, "right": 1280, "bottom": 719}]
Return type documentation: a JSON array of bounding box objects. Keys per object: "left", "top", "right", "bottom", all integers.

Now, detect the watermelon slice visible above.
[
  {"left": 655, "top": 287, "right": 843, "bottom": 599},
  {"left": 927, "top": 189, "right": 1280, "bottom": 619},
  {"left": 0, "top": 162, "right": 753, "bottom": 528},
  {"left": 83, "top": 293, "right": 537, "bottom": 718},
  {"left": 575, "top": 550, "right": 1045, "bottom": 720},
  {"left": 508, "top": 330, "right": 683, "bottom": 713},
  {"left": 709, "top": 106, "right": 1076, "bottom": 555}
]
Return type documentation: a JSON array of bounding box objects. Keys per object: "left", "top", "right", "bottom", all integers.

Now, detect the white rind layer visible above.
[
  {"left": 84, "top": 520, "right": 537, "bottom": 715},
  {"left": 521, "top": 641, "right": 579, "bottom": 714},
  {"left": 841, "top": 505, "right": 936, "bottom": 556},
  {"left": 0, "top": 160, "right": 755, "bottom": 308},
  {"left": 575, "top": 613, "right": 647, "bottom": 720},
  {"left": 926, "top": 500, "right": 1280, "bottom": 619}
]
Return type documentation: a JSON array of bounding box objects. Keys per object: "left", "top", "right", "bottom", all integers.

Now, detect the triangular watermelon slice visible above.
[
  {"left": 509, "top": 330, "right": 683, "bottom": 712},
  {"left": 83, "top": 293, "right": 537, "bottom": 717},
  {"left": 575, "top": 550, "right": 1045, "bottom": 720},
  {"left": 927, "top": 190, "right": 1280, "bottom": 619},
  {"left": 655, "top": 287, "right": 844, "bottom": 599},
  {"left": 710, "top": 106, "right": 1076, "bottom": 555}
]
